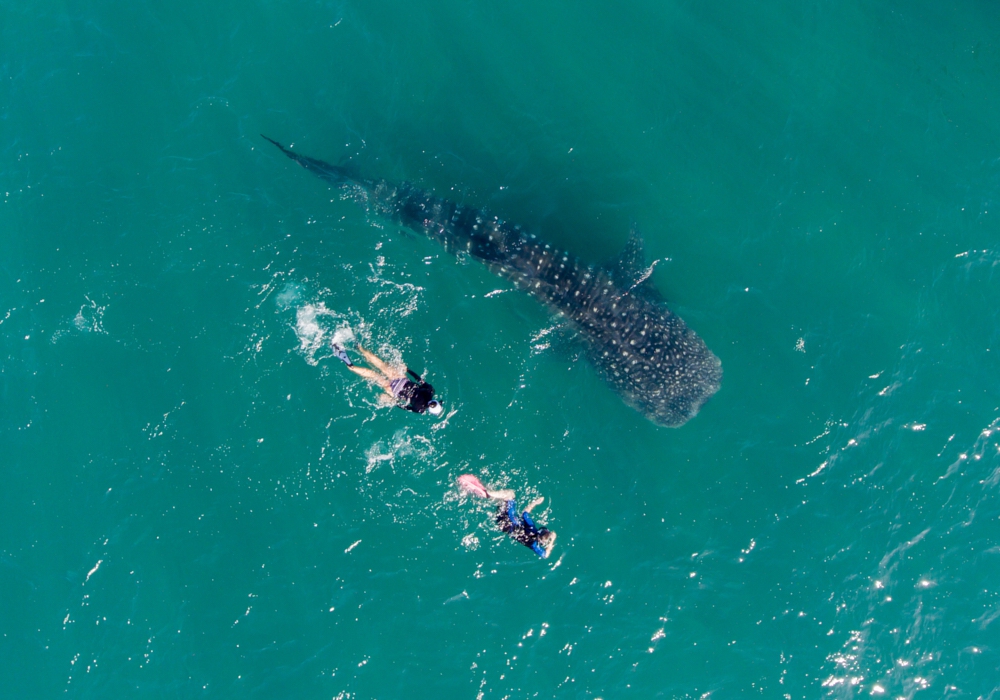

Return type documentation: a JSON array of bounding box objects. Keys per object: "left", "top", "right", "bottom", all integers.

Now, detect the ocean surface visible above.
[{"left": 2, "top": 1, "right": 999, "bottom": 697}]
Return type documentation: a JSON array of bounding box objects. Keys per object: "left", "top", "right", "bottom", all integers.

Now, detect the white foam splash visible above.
[
  {"left": 294, "top": 303, "right": 354, "bottom": 366},
  {"left": 444, "top": 590, "right": 470, "bottom": 604},
  {"left": 363, "top": 431, "right": 434, "bottom": 475},
  {"left": 330, "top": 326, "right": 355, "bottom": 347},
  {"left": 621, "top": 259, "right": 660, "bottom": 297},
  {"left": 84, "top": 559, "right": 102, "bottom": 584},
  {"left": 72, "top": 296, "right": 106, "bottom": 334}
]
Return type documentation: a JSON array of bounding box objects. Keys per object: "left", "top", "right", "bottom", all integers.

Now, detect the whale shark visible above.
[{"left": 263, "top": 136, "right": 721, "bottom": 427}]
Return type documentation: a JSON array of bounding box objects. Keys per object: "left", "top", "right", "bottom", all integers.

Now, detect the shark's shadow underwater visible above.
[{"left": 263, "top": 136, "right": 721, "bottom": 427}]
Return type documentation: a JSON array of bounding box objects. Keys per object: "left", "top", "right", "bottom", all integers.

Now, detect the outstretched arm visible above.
[{"left": 542, "top": 531, "right": 557, "bottom": 557}]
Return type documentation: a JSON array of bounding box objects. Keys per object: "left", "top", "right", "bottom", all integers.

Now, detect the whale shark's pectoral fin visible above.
[
  {"left": 603, "top": 224, "right": 665, "bottom": 301},
  {"left": 528, "top": 318, "right": 580, "bottom": 359}
]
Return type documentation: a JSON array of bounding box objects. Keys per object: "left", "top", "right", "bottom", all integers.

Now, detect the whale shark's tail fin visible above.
[{"left": 261, "top": 135, "right": 371, "bottom": 189}]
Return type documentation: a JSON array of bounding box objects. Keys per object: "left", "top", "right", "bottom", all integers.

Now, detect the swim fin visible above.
[{"left": 332, "top": 343, "right": 353, "bottom": 367}]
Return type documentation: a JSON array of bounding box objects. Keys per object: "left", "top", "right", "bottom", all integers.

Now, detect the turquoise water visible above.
[{"left": 3, "top": 0, "right": 999, "bottom": 697}]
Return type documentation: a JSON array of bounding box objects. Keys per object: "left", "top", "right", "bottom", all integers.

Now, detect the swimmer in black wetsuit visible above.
[
  {"left": 457, "top": 475, "right": 556, "bottom": 558},
  {"left": 333, "top": 342, "right": 443, "bottom": 416}
]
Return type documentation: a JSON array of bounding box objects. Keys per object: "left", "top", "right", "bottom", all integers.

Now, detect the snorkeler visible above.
[
  {"left": 457, "top": 474, "right": 556, "bottom": 559},
  {"left": 332, "top": 341, "right": 444, "bottom": 416}
]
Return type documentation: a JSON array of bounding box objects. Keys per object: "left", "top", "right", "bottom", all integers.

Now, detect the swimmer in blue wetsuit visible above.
[
  {"left": 457, "top": 475, "right": 556, "bottom": 558},
  {"left": 495, "top": 495, "right": 556, "bottom": 559},
  {"left": 333, "top": 342, "right": 443, "bottom": 416}
]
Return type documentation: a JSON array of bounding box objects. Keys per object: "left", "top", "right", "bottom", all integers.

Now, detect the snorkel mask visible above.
[{"left": 426, "top": 399, "right": 444, "bottom": 416}]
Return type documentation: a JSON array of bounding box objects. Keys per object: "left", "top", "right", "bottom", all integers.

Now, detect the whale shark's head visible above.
[{"left": 587, "top": 295, "right": 722, "bottom": 427}]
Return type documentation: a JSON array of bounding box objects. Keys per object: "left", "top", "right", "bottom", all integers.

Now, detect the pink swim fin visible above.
[{"left": 457, "top": 474, "right": 489, "bottom": 498}]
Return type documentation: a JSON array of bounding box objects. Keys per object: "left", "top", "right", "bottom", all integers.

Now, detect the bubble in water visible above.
[{"left": 275, "top": 282, "right": 303, "bottom": 311}]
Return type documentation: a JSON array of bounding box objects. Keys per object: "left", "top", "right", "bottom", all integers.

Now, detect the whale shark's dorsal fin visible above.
[
  {"left": 603, "top": 225, "right": 664, "bottom": 301},
  {"left": 610, "top": 225, "right": 646, "bottom": 281}
]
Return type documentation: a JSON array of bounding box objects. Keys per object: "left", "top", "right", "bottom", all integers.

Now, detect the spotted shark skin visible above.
[{"left": 263, "top": 136, "right": 721, "bottom": 426}]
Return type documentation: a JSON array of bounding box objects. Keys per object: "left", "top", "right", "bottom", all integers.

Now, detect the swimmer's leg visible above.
[
  {"left": 357, "top": 346, "right": 403, "bottom": 379},
  {"left": 347, "top": 365, "right": 394, "bottom": 397},
  {"left": 506, "top": 500, "right": 520, "bottom": 526},
  {"left": 487, "top": 489, "right": 516, "bottom": 501},
  {"left": 524, "top": 496, "right": 544, "bottom": 514},
  {"left": 495, "top": 502, "right": 515, "bottom": 534}
]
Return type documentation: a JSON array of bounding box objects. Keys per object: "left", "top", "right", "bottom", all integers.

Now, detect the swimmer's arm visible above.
[{"left": 543, "top": 531, "right": 557, "bottom": 557}]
